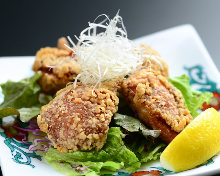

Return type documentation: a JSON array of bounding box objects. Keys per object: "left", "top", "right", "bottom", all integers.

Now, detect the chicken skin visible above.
[
  {"left": 32, "top": 38, "right": 80, "bottom": 94},
  {"left": 122, "top": 69, "right": 193, "bottom": 143},
  {"left": 37, "top": 82, "right": 120, "bottom": 153}
]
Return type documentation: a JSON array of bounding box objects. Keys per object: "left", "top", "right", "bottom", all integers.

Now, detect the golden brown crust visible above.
[
  {"left": 140, "top": 44, "right": 169, "bottom": 78},
  {"left": 37, "top": 84, "right": 119, "bottom": 153},
  {"left": 122, "top": 69, "right": 192, "bottom": 143},
  {"left": 57, "top": 37, "right": 72, "bottom": 52},
  {"left": 101, "top": 78, "right": 123, "bottom": 94},
  {"left": 32, "top": 47, "right": 80, "bottom": 94}
]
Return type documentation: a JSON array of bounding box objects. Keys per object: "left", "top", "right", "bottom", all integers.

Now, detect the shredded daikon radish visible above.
[{"left": 67, "top": 12, "right": 146, "bottom": 87}]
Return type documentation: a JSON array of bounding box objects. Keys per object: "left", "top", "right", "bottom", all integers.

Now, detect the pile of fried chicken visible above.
[{"left": 33, "top": 38, "right": 193, "bottom": 153}]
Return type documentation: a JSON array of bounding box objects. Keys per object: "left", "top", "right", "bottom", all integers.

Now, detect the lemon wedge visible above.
[{"left": 160, "top": 108, "right": 220, "bottom": 172}]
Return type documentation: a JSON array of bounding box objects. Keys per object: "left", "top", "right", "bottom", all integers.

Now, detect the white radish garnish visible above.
[{"left": 67, "top": 12, "right": 146, "bottom": 88}]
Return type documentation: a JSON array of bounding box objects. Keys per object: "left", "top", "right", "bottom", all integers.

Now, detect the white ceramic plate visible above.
[{"left": 1, "top": 24, "right": 220, "bottom": 176}]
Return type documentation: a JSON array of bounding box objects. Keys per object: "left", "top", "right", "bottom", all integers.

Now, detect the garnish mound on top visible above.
[
  {"left": 66, "top": 13, "right": 145, "bottom": 88},
  {"left": 32, "top": 13, "right": 149, "bottom": 94}
]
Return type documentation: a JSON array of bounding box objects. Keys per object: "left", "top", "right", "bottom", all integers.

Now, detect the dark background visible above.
[
  {"left": 1, "top": 0, "right": 220, "bottom": 69},
  {"left": 1, "top": 1, "right": 220, "bottom": 176}
]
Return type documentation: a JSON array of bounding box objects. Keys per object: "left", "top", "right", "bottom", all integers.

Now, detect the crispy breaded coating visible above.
[
  {"left": 37, "top": 83, "right": 119, "bottom": 153},
  {"left": 122, "top": 69, "right": 192, "bottom": 143},
  {"left": 32, "top": 47, "right": 80, "bottom": 94},
  {"left": 57, "top": 37, "right": 72, "bottom": 52},
  {"left": 101, "top": 78, "right": 123, "bottom": 94},
  {"left": 141, "top": 44, "right": 169, "bottom": 77}
]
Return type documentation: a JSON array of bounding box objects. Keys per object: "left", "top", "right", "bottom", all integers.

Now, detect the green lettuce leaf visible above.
[
  {"left": 0, "top": 107, "right": 20, "bottom": 119},
  {"left": 113, "top": 113, "right": 161, "bottom": 138},
  {"left": 124, "top": 133, "right": 166, "bottom": 163},
  {"left": 113, "top": 113, "right": 165, "bottom": 164},
  {"left": 0, "top": 106, "right": 41, "bottom": 123},
  {"left": 168, "top": 74, "right": 213, "bottom": 117},
  {"left": 18, "top": 107, "right": 41, "bottom": 122},
  {"left": 44, "top": 127, "right": 140, "bottom": 176},
  {"left": 0, "top": 74, "right": 41, "bottom": 109},
  {"left": 0, "top": 74, "right": 53, "bottom": 122}
]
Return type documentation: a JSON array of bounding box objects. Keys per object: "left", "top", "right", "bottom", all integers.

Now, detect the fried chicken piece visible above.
[
  {"left": 140, "top": 44, "right": 169, "bottom": 77},
  {"left": 122, "top": 69, "right": 192, "bottom": 143},
  {"left": 32, "top": 38, "right": 80, "bottom": 94},
  {"left": 57, "top": 37, "right": 72, "bottom": 52},
  {"left": 37, "top": 82, "right": 119, "bottom": 153}
]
